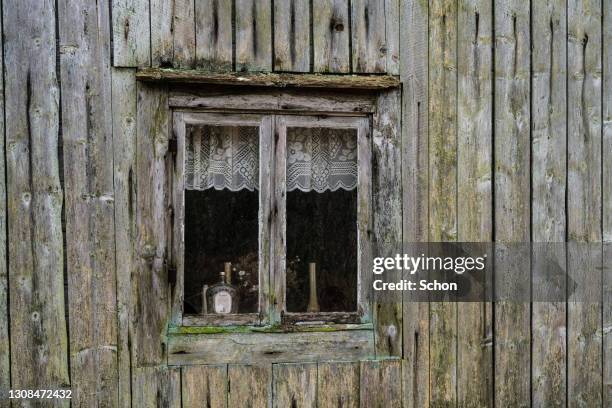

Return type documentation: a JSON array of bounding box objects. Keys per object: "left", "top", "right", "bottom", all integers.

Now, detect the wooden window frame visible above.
[
  {"left": 171, "top": 111, "right": 371, "bottom": 327},
  {"left": 158, "top": 87, "right": 391, "bottom": 365},
  {"left": 273, "top": 115, "right": 372, "bottom": 326}
]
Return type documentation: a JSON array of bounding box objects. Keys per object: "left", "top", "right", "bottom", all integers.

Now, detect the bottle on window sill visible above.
[{"left": 204, "top": 271, "right": 239, "bottom": 314}]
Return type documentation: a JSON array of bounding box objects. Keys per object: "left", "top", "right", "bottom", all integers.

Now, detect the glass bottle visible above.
[{"left": 205, "top": 271, "right": 238, "bottom": 314}]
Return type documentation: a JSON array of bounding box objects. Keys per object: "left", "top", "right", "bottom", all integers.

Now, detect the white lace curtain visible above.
[
  {"left": 185, "top": 125, "right": 358, "bottom": 192},
  {"left": 185, "top": 125, "right": 259, "bottom": 191},
  {"left": 286, "top": 127, "right": 357, "bottom": 192}
]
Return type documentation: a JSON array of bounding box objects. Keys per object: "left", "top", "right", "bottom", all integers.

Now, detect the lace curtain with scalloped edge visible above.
[{"left": 185, "top": 125, "right": 358, "bottom": 192}]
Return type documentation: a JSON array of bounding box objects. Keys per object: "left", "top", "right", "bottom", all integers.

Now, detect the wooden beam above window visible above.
[{"left": 136, "top": 68, "right": 400, "bottom": 90}]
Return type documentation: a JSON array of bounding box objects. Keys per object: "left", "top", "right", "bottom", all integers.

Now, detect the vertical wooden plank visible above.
[
  {"left": 429, "top": 0, "right": 457, "bottom": 244},
  {"left": 58, "top": 0, "right": 118, "bottom": 405},
  {"left": 531, "top": 1, "right": 567, "bottom": 407},
  {"left": 373, "top": 89, "right": 402, "bottom": 356},
  {"left": 173, "top": 0, "right": 196, "bottom": 68},
  {"left": 272, "top": 363, "right": 317, "bottom": 408},
  {"left": 385, "top": 0, "right": 400, "bottom": 75},
  {"left": 112, "top": 0, "right": 151, "bottom": 67},
  {"left": 274, "top": 0, "right": 310, "bottom": 72},
  {"left": 604, "top": 0, "right": 612, "bottom": 404},
  {"left": 604, "top": 0, "right": 612, "bottom": 246},
  {"left": 567, "top": 243, "right": 603, "bottom": 407},
  {"left": 494, "top": 0, "right": 531, "bottom": 406},
  {"left": 260, "top": 116, "right": 274, "bottom": 324},
  {"left": 351, "top": 0, "right": 387, "bottom": 73},
  {"left": 357, "top": 118, "right": 373, "bottom": 323},
  {"left": 401, "top": 0, "right": 430, "bottom": 404},
  {"left": 567, "top": 0, "right": 603, "bottom": 406},
  {"left": 271, "top": 116, "right": 286, "bottom": 324},
  {"left": 428, "top": 0, "right": 458, "bottom": 406},
  {"left": 457, "top": 0, "right": 493, "bottom": 407},
  {"left": 151, "top": 0, "right": 174, "bottom": 66},
  {"left": 236, "top": 0, "right": 272, "bottom": 71},
  {"left": 4, "top": 0, "right": 70, "bottom": 396},
  {"left": 112, "top": 67, "right": 137, "bottom": 408},
  {"left": 605, "top": 243, "right": 611, "bottom": 405},
  {"left": 317, "top": 362, "right": 359, "bottom": 408},
  {"left": 133, "top": 366, "right": 181, "bottom": 408},
  {"left": 134, "top": 82, "right": 170, "bottom": 366},
  {"left": 313, "top": 0, "right": 350, "bottom": 73},
  {"left": 170, "top": 112, "right": 185, "bottom": 326},
  {"left": 228, "top": 364, "right": 272, "bottom": 408},
  {"left": 359, "top": 360, "right": 402, "bottom": 407},
  {"left": 0, "top": 3, "right": 9, "bottom": 403},
  {"left": 182, "top": 365, "right": 228, "bottom": 408},
  {"left": 195, "top": 0, "right": 233, "bottom": 71}
]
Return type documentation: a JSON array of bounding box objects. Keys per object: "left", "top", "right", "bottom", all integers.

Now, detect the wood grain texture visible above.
[
  {"left": 236, "top": 0, "right": 272, "bottom": 71},
  {"left": 170, "top": 112, "right": 186, "bottom": 326},
  {"left": 181, "top": 365, "right": 228, "bottom": 408},
  {"left": 4, "top": 0, "right": 70, "bottom": 398},
  {"left": 59, "top": 0, "right": 118, "bottom": 404},
  {"left": 274, "top": 0, "right": 310, "bottom": 72},
  {"left": 567, "top": 0, "right": 602, "bottom": 244},
  {"left": 313, "top": 0, "right": 350, "bottom": 73},
  {"left": 604, "top": 0, "right": 612, "bottom": 404},
  {"left": 0, "top": 6, "right": 8, "bottom": 404},
  {"left": 372, "top": 89, "right": 402, "bottom": 356},
  {"left": 195, "top": 0, "right": 232, "bottom": 71},
  {"left": 567, "top": 0, "right": 603, "bottom": 406},
  {"left": 385, "top": 0, "right": 400, "bottom": 75},
  {"left": 271, "top": 114, "right": 287, "bottom": 324},
  {"left": 457, "top": 1, "right": 493, "bottom": 407},
  {"left": 494, "top": 0, "right": 531, "bottom": 406},
  {"left": 151, "top": 0, "right": 174, "bottom": 66},
  {"left": 112, "top": 0, "right": 151, "bottom": 67},
  {"left": 351, "top": 0, "right": 387, "bottom": 73},
  {"left": 401, "top": 1, "right": 429, "bottom": 403},
  {"left": 259, "top": 116, "right": 274, "bottom": 325},
  {"left": 531, "top": 1, "right": 567, "bottom": 407},
  {"left": 605, "top": 243, "right": 612, "bottom": 405},
  {"left": 428, "top": 1, "right": 458, "bottom": 405},
  {"left": 132, "top": 366, "right": 181, "bottom": 408},
  {"left": 359, "top": 360, "right": 402, "bottom": 407},
  {"left": 172, "top": 0, "right": 196, "bottom": 68},
  {"left": 317, "top": 362, "right": 359, "bottom": 408},
  {"left": 137, "top": 68, "right": 400, "bottom": 89},
  {"left": 168, "top": 88, "right": 377, "bottom": 112},
  {"left": 604, "top": 0, "right": 612, "bottom": 245},
  {"left": 112, "top": 67, "right": 138, "bottom": 408},
  {"left": 134, "top": 83, "right": 170, "bottom": 366},
  {"left": 272, "top": 363, "right": 317, "bottom": 408},
  {"left": 567, "top": 243, "right": 603, "bottom": 407},
  {"left": 168, "top": 330, "right": 375, "bottom": 365},
  {"left": 228, "top": 364, "right": 272, "bottom": 408}
]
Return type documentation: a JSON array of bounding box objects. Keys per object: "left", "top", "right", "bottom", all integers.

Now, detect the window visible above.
[{"left": 171, "top": 112, "right": 371, "bottom": 328}]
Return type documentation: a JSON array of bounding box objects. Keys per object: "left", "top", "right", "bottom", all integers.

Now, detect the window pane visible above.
[
  {"left": 285, "top": 127, "right": 358, "bottom": 313},
  {"left": 183, "top": 124, "right": 259, "bottom": 316}
]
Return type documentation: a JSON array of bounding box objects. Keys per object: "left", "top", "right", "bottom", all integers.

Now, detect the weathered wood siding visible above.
[{"left": 0, "top": 1, "right": 608, "bottom": 407}]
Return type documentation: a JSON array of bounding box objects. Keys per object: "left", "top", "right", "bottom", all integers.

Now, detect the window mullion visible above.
[
  {"left": 259, "top": 114, "right": 275, "bottom": 325},
  {"left": 270, "top": 115, "right": 287, "bottom": 325}
]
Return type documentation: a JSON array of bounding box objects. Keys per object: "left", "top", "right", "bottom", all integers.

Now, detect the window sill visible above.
[{"left": 167, "top": 323, "right": 375, "bottom": 365}]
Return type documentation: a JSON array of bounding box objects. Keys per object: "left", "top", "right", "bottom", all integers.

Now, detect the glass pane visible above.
[
  {"left": 183, "top": 124, "right": 259, "bottom": 315},
  {"left": 285, "top": 127, "right": 358, "bottom": 313}
]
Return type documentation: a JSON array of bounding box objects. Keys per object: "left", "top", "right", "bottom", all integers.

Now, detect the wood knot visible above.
[
  {"left": 331, "top": 18, "right": 344, "bottom": 32},
  {"left": 141, "top": 244, "right": 155, "bottom": 262}
]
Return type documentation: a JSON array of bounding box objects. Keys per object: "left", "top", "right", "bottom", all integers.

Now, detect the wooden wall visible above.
[{"left": 0, "top": 0, "right": 609, "bottom": 406}]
